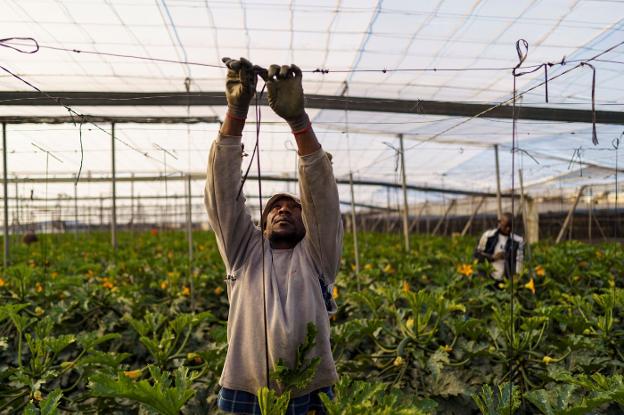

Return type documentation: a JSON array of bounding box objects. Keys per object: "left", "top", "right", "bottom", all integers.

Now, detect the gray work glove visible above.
[
  {"left": 222, "top": 57, "right": 260, "bottom": 119},
  {"left": 260, "top": 64, "right": 310, "bottom": 132}
]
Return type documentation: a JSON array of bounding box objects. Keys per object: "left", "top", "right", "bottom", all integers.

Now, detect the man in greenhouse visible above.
[
  {"left": 204, "top": 57, "right": 342, "bottom": 414},
  {"left": 474, "top": 212, "right": 524, "bottom": 282}
]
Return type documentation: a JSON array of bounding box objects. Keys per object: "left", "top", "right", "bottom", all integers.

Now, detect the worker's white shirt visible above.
[{"left": 492, "top": 234, "right": 508, "bottom": 281}]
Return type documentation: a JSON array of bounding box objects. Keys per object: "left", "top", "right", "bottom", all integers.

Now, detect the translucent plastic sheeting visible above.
[{"left": 1, "top": 0, "right": 623, "bottom": 213}]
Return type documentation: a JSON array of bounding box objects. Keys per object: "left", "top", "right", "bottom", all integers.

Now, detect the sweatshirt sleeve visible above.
[
  {"left": 204, "top": 134, "right": 259, "bottom": 274},
  {"left": 298, "top": 148, "right": 344, "bottom": 284}
]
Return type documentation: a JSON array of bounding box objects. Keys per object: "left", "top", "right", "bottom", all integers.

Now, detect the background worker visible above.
[
  {"left": 474, "top": 212, "right": 524, "bottom": 281},
  {"left": 204, "top": 57, "right": 343, "bottom": 414}
]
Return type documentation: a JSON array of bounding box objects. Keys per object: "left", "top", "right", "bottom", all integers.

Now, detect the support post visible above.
[
  {"left": 494, "top": 144, "right": 502, "bottom": 219},
  {"left": 556, "top": 185, "right": 586, "bottom": 244},
  {"left": 2, "top": 123, "right": 9, "bottom": 268},
  {"left": 99, "top": 196, "right": 104, "bottom": 227},
  {"left": 385, "top": 187, "right": 391, "bottom": 233},
  {"left": 130, "top": 173, "right": 135, "bottom": 227},
  {"left": 399, "top": 134, "right": 410, "bottom": 251},
  {"left": 14, "top": 177, "right": 19, "bottom": 236},
  {"left": 111, "top": 123, "right": 118, "bottom": 253},
  {"left": 432, "top": 200, "right": 456, "bottom": 236},
  {"left": 519, "top": 169, "right": 528, "bottom": 236},
  {"left": 588, "top": 188, "right": 593, "bottom": 241},
  {"left": 349, "top": 172, "right": 360, "bottom": 286},
  {"left": 73, "top": 175, "right": 78, "bottom": 234},
  {"left": 461, "top": 197, "right": 486, "bottom": 236},
  {"left": 186, "top": 174, "right": 194, "bottom": 310}
]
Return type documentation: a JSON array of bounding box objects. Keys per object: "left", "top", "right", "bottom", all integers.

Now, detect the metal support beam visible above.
[
  {"left": 111, "top": 123, "right": 117, "bottom": 253},
  {"left": 399, "top": 134, "right": 410, "bottom": 251},
  {"left": 2, "top": 123, "right": 9, "bottom": 268},
  {"left": 10, "top": 174, "right": 512, "bottom": 198},
  {"left": 1, "top": 91, "right": 623, "bottom": 124}
]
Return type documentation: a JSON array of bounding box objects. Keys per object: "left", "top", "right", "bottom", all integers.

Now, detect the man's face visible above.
[
  {"left": 264, "top": 197, "right": 306, "bottom": 248},
  {"left": 498, "top": 216, "right": 512, "bottom": 235}
]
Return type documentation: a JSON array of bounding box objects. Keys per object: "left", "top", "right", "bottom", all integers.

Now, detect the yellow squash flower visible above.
[
  {"left": 123, "top": 369, "right": 142, "bottom": 379},
  {"left": 332, "top": 286, "right": 339, "bottom": 299},
  {"left": 35, "top": 282, "right": 43, "bottom": 293},
  {"left": 182, "top": 286, "right": 191, "bottom": 296},
  {"left": 457, "top": 264, "right": 473, "bottom": 277},
  {"left": 393, "top": 356, "right": 405, "bottom": 367},
  {"left": 160, "top": 280, "right": 169, "bottom": 290},
  {"left": 383, "top": 264, "right": 395, "bottom": 274},
  {"left": 0, "top": 277, "right": 5, "bottom": 287},
  {"left": 102, "top": 277, "right": 115, "bottom": 290},
  {"left": 524, "top": 278, "right": 536, "bottom": 295},
  {"left": 534, "top": 265, "right": 545, "bottom": 277},
  {"left": 364, "top": 263, "right": 374, "bottom": 271},
  {"left": 214, "top": 286, "right": 224, "bottom": 296},
  {"left": 402, "top": 281, "right": 410, "bottom": 293}
]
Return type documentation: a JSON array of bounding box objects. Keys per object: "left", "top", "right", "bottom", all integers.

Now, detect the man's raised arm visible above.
[
  {"left": 204, "top": 58, "right": 261, "bottom": 273},
  {"left": 261, "top": 64, "right": 344, "bottom": 282}
]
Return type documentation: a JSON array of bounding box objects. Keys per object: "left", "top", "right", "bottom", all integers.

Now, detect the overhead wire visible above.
[
  {"left": 4, "top": 36, "right": 612, "bottom": 74},
  {"left": 0, "top": 43, "right": 187, "bottom": 177},
  {"left": 401, "top": 39, "right": 624, "bottom": 154}
]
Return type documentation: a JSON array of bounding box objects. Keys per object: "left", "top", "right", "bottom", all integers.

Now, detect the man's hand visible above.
[
  {"left": 492, "top": 251, "right": 506, "bottom": 261},
  {"left": 260, "top": 64, "right": 309, "bottom": 132},
  {"left": 222, "top": 57, "right": 260, "bottom": 119}
]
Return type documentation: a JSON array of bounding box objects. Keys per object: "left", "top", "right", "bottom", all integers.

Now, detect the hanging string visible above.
[
  {"left": 236, "top": 84, "right": 266, "bottom": 201},
  {"left": 567, "top": 147, "right": 584, "bottom": 177},
  {"left": 0, "top": 60, "right": 184, "bottom": 174},
  {"left": 614, "top": 134, "right": 621, "bottom": 238},
  {"left": 580, "top": 62, "right": 598, "bottom": 145},
  {"left": 0, "top": 37, "right": 39, "bottom": 54},
  {"left": 407, "top": 41, "right": 623, "bottom": 152},
  {"left": 74, "top": 116, "right": 85, "bottom": 185},
  {"left": 509, "top": 38, "right": 527, "bottom": 410},
  {"left": 251, "top": 81, "right": 271, "bottom": 389}
]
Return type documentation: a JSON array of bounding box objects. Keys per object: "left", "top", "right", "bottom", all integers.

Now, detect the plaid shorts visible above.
[{"left": 217, "top": 386, "right": 334, "bottom": 415}]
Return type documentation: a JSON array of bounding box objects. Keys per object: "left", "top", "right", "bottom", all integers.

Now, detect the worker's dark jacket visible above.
[{"left": 473, "top": 229, "right": 523, "bottom": 279}]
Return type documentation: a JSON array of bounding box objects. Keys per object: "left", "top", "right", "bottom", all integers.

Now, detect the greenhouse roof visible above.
[{"left": 1, "top": 0, "right": 623, "bottom": 210}]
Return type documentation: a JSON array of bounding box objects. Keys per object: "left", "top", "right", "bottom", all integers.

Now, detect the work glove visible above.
[
  {"left": 222, "top": 57, "right": 260, "bottom": 119},
  {"left": 260, "top": 64, "right": 310, "bottom": 132}
]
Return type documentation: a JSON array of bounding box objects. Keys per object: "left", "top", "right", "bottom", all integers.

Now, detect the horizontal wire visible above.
[{"left": 1, "top": 37, "right": 609, "bottom": 74}]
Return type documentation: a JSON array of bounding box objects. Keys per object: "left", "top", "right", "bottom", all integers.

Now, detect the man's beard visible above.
[{"left": 268, "top": 229, "right": 304, "bottom": 246}]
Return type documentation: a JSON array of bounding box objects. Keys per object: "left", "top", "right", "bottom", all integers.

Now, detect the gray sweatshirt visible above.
[{"left": 204, "top": 133, "right": 343, "bottom": 397}]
